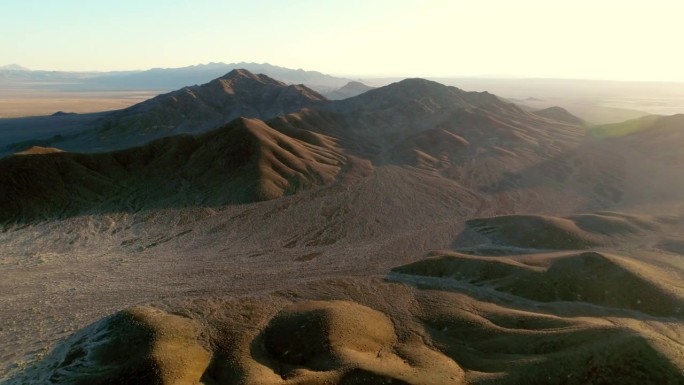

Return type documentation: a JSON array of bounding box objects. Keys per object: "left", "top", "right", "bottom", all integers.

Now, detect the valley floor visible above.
[{"left": 1, "top": 167, "right": 683, "bottom": 384}]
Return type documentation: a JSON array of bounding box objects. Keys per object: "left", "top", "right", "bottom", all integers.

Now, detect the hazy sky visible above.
[{"left": 2, "top": 0, "right": 684, "bottom": 81}]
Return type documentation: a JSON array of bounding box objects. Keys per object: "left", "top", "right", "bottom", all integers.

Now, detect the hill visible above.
[
  {"left": 12, "top": 258, "right": 684, "bottom": 384},
  {"left": 3, "top": 69, "right": 328, "bottom": 153},
  {"left": 325, "top": 80, "right": 375, "bottom": 100},
  {"left": 534, "top": 106, "right": 586, "bottom": 125},
  {"left": 0, "top": 118, "right": 367, "bottom": 224}
]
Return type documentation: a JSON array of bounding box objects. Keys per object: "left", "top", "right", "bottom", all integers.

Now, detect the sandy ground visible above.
[
  {"left": 0, "top": 91, "right": 158, "bottom": 118},
  {"left": 1, "top": 166, "right": 683, "bottom": 383}
]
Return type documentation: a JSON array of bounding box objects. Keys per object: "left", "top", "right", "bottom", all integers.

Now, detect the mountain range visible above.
[
  {"left": 1, "top": 69, "right": 683, "bottom": 384},
  {"left": 0, "top": 62, "right": 350, "bottom": 93},
  {"left": 0, "top": 69, "right": 588, "bottom": 223},
  {"left": 2, "top": 69, "right": 683, "bottom": 226},
  {"left": 0, "top": 64, "right": 30, "bottom": 71}
]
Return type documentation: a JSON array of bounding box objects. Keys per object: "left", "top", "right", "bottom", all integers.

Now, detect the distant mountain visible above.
[
  {"left": 20, "top": 69, "right": 328, "bottom": 152},
  {"left": 0, "top": 68, "right": 102, "bottom": 84},
  {"left": 0, "top": 64, "right": 30, "bottom": 71},
  {"left": 534, "top": 106, "right": 586, "bottom": 125},
  {"left": 0, "top": 62, "right": 350, "bottom": 93},
  {"left": 325, "top": 81, "right": 375, "bottom": 100}
]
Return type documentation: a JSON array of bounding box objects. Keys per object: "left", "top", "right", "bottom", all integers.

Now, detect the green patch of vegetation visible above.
[{"left": 588, "top": 115, "right": 661, "bottom": 138}]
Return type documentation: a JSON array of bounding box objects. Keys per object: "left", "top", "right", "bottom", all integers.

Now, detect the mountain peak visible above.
[
  {"left": 325, "top": 81, "right": 375, "bottom": 100},
  {"left": 73, "top": 70, "right": 328, "bottom": 150},
  {"left": 534, "top": 106, "right": 585, "bottom": 125},
  {"left": 344, "top": 80, "right": 371, "bottom": 88},
  {"left": 227, "top": 68, "right": 255, "bottom": 76},
  {"left": 217, "top": 68, "right": 286, "bottom": 87},
  {"left": 337, "top": 77, "right": 510, "bottom": 112},
  {"left": 378, "top": 78, "right": 470, "bottom": 98}
]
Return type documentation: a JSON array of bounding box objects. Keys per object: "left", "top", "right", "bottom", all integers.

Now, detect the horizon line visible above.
[{"left": 3, "top": 62, "right": 684, "bottom": 84}]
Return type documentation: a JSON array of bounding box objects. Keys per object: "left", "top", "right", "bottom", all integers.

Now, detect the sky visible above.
[{"left": 2, "top": 0, "right": 684, "bottom": 81}]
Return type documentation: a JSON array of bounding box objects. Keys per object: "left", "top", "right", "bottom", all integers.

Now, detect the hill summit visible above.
[
  {"left": 325, "top": 81, "right": 375, "bottom": 100},
  {"left": 75, "top": 69, "right": 328, "bottom": 151}
]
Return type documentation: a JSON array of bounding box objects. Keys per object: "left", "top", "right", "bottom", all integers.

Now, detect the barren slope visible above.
[
  {"left": 2, "top": 69, "right": 328, "bottom": 154},
  {"left": 0, "top": 118, "right": 362, "bottom": 224},
  {"left": 10, "top": 271, "right": 684, "bottom": 385}
]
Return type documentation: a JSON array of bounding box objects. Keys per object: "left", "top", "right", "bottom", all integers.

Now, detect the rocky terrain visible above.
[{"left": 1, "top": 70, "right": 683, "bottom": 384}]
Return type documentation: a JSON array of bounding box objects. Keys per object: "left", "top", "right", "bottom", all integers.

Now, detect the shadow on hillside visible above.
[
  {"left": 477, "top": 139, "right": 627, "bottom": 210},
  {"left": 0, "top": 112, "right": 109, "bottom": 157}
]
